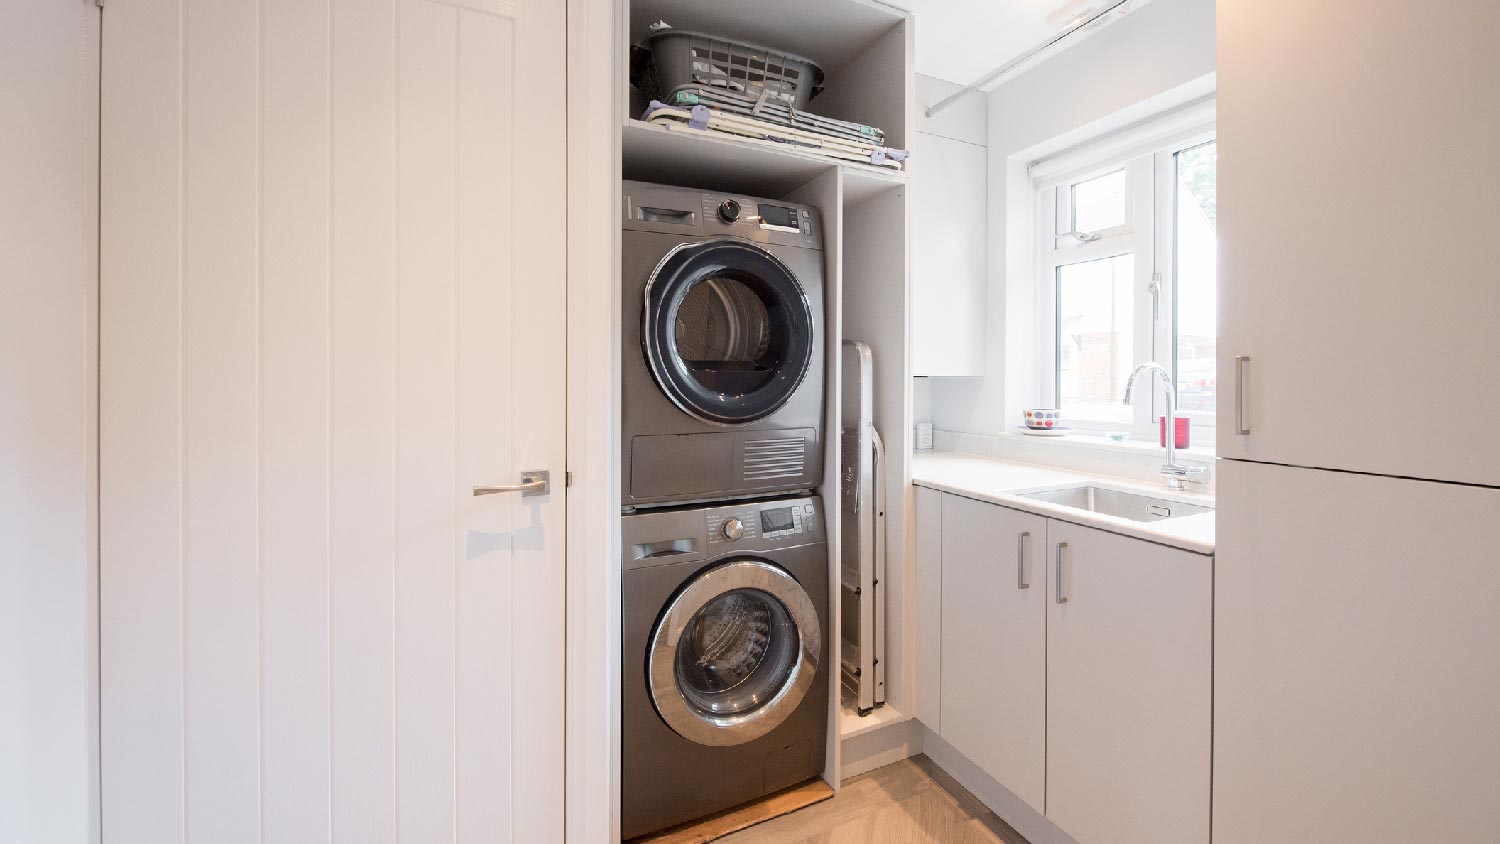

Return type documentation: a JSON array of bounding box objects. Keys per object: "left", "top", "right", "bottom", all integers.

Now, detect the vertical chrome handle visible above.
[
  {"left": 1234, "top": 355, "right": 1251, "bottom": 436},
  {"left": 1017, "top": 531, "right": 1032, "bottom": 590},
  {"left": 1055, "top": 542, "right": 1069, "bottom": 605}
]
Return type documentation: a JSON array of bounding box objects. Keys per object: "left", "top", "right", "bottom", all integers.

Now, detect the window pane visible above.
[
  {"left": 1058, "top": 254, "right": 1134, "bottom": 424},
  {"left": 1071, "top": 169, "right": 1126, "bottom": 234},
  {"left": 1174, "top": 141, "right": 1217, "bottom": 414}
]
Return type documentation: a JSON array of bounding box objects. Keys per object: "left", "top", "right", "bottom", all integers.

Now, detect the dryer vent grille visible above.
[{"left": 743, "top": 438, "right": 807, "bottom": 482}]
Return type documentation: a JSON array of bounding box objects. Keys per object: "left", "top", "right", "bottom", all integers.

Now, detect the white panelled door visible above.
[{"left": 99, "top": 0, "right": 566, "bottom": 842}]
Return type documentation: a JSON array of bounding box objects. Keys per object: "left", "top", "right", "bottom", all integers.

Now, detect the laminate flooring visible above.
[{"left": 716, "top": 756, "right": 1031, "bottom": 844}]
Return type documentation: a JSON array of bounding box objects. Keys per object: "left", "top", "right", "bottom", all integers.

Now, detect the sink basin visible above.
[{"left": 1018, "top": 485, "right": 1212, "bottom": 523}]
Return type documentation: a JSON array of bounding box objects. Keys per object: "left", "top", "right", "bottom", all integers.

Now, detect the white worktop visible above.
[{"left": 912, "top": 451, "right": 1216, "bottom": 555}]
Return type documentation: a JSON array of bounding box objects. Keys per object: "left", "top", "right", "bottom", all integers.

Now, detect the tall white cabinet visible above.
[
  {"left": 1216, "top": 1, "right": 1500, "bottom": 842},
  {"left": 1215, "top": 460, "right": 1500, "bottom": 844},
  {"left": 911, "top": 75, "right": 987, "bottom": 377},
  {"left": 1217, "top": 0, "right": 1500, "bottom": 486}
]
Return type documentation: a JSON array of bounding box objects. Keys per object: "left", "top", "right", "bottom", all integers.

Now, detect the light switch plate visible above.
[{"left": 916, "top": 422, "right": 933, "bottom": 450}]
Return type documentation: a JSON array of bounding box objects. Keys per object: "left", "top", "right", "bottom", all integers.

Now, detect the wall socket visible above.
[{"left": 915, "top": 422, "right": 934, "bottom": 450}]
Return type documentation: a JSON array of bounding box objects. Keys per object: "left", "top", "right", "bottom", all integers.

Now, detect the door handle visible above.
[
  {"left": 1017, "top": 531, "right": 1032, "bottom": 590},
  {"left": 1234, "top": 355, "right": 1251, "bottom": 436},
  {"left": 473, "top": 470, "right": 550, "bottom": 497},
  {"left": 1055, "top": 541, "right": 1069, "bottom": 605}
]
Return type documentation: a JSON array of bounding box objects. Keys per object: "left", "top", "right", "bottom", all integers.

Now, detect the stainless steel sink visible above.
[{"left": 1018, "top": 485, "right": 1213, "bottom": 523}]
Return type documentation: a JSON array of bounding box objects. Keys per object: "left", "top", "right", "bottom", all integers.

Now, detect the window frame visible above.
[{"left": 1034, "top": 127, "right": 1217, "bottom": 443}]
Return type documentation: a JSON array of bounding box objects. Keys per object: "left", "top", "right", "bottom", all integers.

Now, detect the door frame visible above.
[{"left": 564, "top": 0, "right": 623, "bottom": 842}]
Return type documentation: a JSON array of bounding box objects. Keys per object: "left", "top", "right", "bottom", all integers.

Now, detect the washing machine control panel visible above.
[{"left": 706, "top": 498, "right": 821, "bottom": 546}]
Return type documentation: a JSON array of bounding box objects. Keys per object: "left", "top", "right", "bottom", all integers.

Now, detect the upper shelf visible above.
[{"left": 622, "top": 118, "right": 905, "bottom": 199}]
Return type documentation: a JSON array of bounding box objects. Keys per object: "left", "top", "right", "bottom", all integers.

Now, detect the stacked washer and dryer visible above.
[{"left": 620, "top": 180, "right": 831, "bottom": 839}]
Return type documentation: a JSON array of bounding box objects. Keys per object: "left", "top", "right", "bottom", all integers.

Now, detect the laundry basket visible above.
[{"left": 642, "top": 30, "right": 825, "bottom": 110}]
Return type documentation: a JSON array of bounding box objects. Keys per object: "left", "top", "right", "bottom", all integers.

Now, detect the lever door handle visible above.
[{"left": 473, "top": 470, "right": 550, "bottom": 497}]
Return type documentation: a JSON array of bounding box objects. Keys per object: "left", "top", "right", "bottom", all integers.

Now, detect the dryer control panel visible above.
[{"left": 700, "top": 192, "right": 820, "bottom": 249}]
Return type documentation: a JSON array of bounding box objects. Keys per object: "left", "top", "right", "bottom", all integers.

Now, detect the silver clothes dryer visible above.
[{"left": 622, "top": 180, "right": 826, "bottom": 508}]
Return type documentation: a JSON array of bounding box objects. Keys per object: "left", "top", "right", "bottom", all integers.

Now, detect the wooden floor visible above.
[{"left": 715, "top": 756, "right": 1031, "bottom": 844}]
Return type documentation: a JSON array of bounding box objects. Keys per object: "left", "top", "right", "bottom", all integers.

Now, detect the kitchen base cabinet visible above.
[
  {"left": 939, "top": 494, "right": 1048, "bottom": 813},
  {"left": 1046, "top": 522, "right": 1211, "bottom": 844},
  {"left": 1215, "top": 460, "right": 1500, "bottom": 844}
]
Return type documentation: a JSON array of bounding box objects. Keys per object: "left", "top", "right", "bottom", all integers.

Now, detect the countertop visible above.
[{"left": 912, "top": 451, "right": 1216, "bottom": 555}]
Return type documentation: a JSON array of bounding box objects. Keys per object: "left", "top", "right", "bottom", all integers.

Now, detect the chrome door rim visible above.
[{"left": 648, "top": 559, "right": 821, "bottom": 747}]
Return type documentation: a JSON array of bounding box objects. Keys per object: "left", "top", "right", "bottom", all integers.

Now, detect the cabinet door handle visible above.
[
  {"left": 1017, "top": 531, "right": 1031, "bottom": 590},
  {"left": 1234, "top": 355, "right": 1251, "bottom": 436},
  {"left": 1055, "top": 541, "right": 1069, "bottom": 605}
]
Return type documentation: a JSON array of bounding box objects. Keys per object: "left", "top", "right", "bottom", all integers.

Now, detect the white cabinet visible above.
[
  {"left": 1214, "top": 460, "right": 1500, "bottom": 844},
  {"left": 1217, "top": 0, "right": 1500, "bottom": 486},
  {"left": 1046, "top": 521, "right": 1211, "bottom": 844},
  {"left": 910, "top": 130, "right": 986, "bottom": 376},
  {"left": 921, "top": 488, "right": 1211, "bottom": 842},
  {"left": 914, "top": 486, "right": 943, "bottom": 730},
  {"left": 938, "top": 494, "right": 1047, "bottom": 813}
]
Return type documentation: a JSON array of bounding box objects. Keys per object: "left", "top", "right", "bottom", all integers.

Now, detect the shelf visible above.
[
  {"left": 843, "top": 166, "right": 905, "bottom": 205},
  {"left": 840, "top": 702, "right": 910, "bottom": 739},
  {"left": 622, "top": 119, "right": 905, "bottom": 199}
]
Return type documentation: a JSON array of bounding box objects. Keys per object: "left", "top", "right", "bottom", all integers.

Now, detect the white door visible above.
[
  {"left": 1215, "top": 460, "right": 1500, "bottom": 844},
  {"left": 1217, "top": 0, "right": 1500, "bottom": 486},
  {"left": 1046, "top": 521, "right": 1210, "bottom": 844},
  {"left": 98, "top": 0, "right": 566, "bottom": 841},
  {"left": 939, "top": 494, "right": 1047, "bottom": 813}
]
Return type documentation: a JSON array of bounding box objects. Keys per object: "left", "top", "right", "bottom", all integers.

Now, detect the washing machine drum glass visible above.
[
  {"left": 645, "top": 239, "right": 814, "bottom": 425},
  {"left": 650, "top": 560, "right": 821, "bottom": 747}
]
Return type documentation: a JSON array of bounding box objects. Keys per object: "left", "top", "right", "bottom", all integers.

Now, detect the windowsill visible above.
[{"left": 1000, "top": 428, "right": 1216, "bottom": 460}]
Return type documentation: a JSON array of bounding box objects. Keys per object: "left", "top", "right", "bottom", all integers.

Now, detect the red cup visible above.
[{"left": 1159, "top": 416, "right": 1190, "bottom": 448}]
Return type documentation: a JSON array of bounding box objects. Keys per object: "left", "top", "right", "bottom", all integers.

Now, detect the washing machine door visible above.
[
  {"left": 648, "top": 559, "right": 822, "bottom": 747},
  {"left": 643, "top": 239, "right": 815, "bottom": 426}
]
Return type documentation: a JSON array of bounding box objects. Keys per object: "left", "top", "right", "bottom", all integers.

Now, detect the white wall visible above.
[
  {"left": 928, "top": 0, "right": 1215, "bottom": 435},
  {"left": 0, "top": 2, "right": 99, "bottom": 843}
]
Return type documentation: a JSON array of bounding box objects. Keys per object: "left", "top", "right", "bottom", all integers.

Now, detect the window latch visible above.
[
  {"left": 1058, "top": 229, "right": 1102, "bottom": 243},
  {"left": 1148, "top": 273, "right": 1162, "bottom": 321}
]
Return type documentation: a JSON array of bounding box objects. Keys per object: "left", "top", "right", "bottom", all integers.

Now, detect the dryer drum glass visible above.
[
  {"left": 674, "top": 587, "right": 798, "bottom": 717},
  {"left": 673, "top": 274, "right": 777, "bottom": 395}
]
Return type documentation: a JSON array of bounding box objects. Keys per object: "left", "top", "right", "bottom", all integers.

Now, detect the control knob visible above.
[
  {"left": 717, "top": 199, "right": 741, "bottom": 223},
  {"left": 721, "top": 517, "right": 745, "bottom": 542}
]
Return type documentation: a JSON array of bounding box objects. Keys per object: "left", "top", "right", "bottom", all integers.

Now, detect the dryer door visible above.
[
  {"left": 644, "top": 239, "right": 815, "bottom": 426},
  {"left": 648, "top": 559, "right": 822, "bottom": 747}
]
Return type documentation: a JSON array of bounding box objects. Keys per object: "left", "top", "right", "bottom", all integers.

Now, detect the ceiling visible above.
[{"left": 885, "top": 0, "right": 1151, "bottom": 87}]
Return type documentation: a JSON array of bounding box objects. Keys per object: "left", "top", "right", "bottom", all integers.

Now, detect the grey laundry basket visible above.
[{"left": 642, "top": 29, "right": 825, "bottom": 110}]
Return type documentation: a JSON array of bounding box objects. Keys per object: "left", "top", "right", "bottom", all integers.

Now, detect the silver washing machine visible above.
[
  {"left": 622, "top": 180, "right": 825, "bottom": 508},
  {"left": 621, "top": 496, "right": 829, "bottom": 840}
]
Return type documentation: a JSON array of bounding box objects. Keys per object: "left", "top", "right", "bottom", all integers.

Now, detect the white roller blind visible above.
[{"left": 1030, "top": 96, "right": 1216, "bottom": 188}]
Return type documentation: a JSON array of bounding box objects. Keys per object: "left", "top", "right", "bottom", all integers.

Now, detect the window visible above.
[{"left": 1037, "top": 131, "right": 1217, "bottom": 441}]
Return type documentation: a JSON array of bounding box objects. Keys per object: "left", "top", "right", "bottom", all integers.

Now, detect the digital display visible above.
[
  {"left": 760, "top": 507, "right": 794, "bottom": 533},
  {"left": 758, "top": 204, "right": 798, "bottom": 229}
]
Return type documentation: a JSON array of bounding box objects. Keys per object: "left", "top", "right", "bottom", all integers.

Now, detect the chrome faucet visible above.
[{"left": 1124, "top": 363, "right": 1207, "bottom": 491}]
